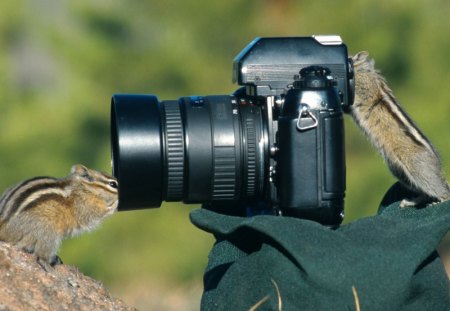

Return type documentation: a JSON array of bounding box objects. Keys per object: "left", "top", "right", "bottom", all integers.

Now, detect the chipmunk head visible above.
[{"left": 70, "top": 164, "right": 119, "bottom": 215}]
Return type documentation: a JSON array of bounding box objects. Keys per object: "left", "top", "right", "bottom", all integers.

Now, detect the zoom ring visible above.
[
  {"left": 212, "top": 146, "right": 236, "bottom": 200},
  {"left": 164, "top": 102, "right": 184, "bottom": 200}
]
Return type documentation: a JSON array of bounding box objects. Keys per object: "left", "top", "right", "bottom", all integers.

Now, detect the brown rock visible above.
[{"left": 0, "top": 241, "right": 137, "bottom": 311}]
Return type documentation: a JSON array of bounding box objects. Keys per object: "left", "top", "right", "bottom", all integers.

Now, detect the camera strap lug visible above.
[{"left": 297, "top": 104, "right": 318, "bottom": 131}]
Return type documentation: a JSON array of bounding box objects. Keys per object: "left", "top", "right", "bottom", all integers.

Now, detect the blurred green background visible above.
[{"left": 0, "top": 0, "right": 449, "bottom": 310}]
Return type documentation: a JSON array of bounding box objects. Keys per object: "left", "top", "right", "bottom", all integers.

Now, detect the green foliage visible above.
[{"left": 0, "top": 0, "right": 449, "bottom": 303}]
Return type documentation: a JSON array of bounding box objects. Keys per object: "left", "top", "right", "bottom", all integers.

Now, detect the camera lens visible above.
[{"left": 111, "top": 94, "right": 268, "bottom": 211}]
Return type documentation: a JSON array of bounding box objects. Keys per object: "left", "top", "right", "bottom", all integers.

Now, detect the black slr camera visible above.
[{"left": 111, "top": 36, "right": 354, "bottom": 226}]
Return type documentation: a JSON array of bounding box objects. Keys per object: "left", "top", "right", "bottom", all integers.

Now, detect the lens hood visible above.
[{"left": 111, "top": 94, "right": 163, "bottom": 210}]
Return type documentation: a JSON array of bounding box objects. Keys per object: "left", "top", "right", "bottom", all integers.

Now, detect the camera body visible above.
[{"left": 111, "top": 36, "right": 354, "bottom": 226}]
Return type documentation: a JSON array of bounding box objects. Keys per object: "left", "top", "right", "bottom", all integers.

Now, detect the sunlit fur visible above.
[{"left": 351, "top": 52, "right": 450, "bottom": 206}]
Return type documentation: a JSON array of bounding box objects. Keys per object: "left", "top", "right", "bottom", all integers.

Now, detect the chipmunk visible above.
[
  {"left": 350, "top": 51, "right": 450, "bottom": 207},
  {"left": 0, "top": 164, "right": 118, "bottom": 271}
]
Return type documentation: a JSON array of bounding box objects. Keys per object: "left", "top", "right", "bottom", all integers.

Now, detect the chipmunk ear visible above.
[
  {"left": 352, "top": 51, "right": 376, "bottom": 71},
  {"left": 71, "top": 165, "right": 95, "bottom": 183},
  {"left": 352, "top": 51, "right": 370, "bottom": 64},
  {"left": 71, "top": 164, "right": 90, "bottom": 179}
]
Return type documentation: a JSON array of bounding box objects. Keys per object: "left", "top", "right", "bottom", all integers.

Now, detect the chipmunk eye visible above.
[{"left": 109, "top": 181, "right": 118, "bottom": 189}]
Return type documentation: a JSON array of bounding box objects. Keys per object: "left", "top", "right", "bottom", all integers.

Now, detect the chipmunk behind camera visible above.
[
  {"left": 351, "top": 52, "right": 450, "bottom": 207},
  {"left": 0, "top": 164, "right": 118, "bottom": 271}
]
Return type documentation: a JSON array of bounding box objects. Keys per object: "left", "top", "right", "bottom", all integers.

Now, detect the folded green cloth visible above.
[{"left": 190, "top": 183, "right": 450, "bottom": 310}]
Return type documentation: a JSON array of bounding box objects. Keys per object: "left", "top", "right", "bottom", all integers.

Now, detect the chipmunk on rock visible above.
[
  {"left": 351, "top": 52, "right": 450, "bottom": 207},
  {"left": 0, "top": 164, "right": 118, "bottom": 271}
]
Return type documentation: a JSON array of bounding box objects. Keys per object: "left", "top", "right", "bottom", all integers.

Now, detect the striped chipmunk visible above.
[
  {"left": 0, "top": 164, "right": 118, "bottom": 271},
  {"left": 351, "top": 52, "right": 450, "bottom": 207}
]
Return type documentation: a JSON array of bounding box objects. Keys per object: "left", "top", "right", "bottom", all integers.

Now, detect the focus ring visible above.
[
  {"left": 164, "top": 101, "right": 184, "bottom": 200},
  {"left": 245, "top": 117, "right": 257, "bottom": 197}
]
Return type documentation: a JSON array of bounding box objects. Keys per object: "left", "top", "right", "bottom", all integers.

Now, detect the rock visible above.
[{"left": 0, "top": 241, "right": 137, "bottom": 311}]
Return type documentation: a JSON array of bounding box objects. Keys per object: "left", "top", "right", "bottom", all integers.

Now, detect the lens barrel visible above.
[{"left": 111, "top": 94, "right": 267, "bottom": 211}]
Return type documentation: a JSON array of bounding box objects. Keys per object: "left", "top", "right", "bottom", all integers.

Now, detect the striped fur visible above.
[
  {"left": 351, "top": 52, "right": 450, "bottom": 206},
  {"left": 0, "top": 177, "right": 69, "bottom": 221}
]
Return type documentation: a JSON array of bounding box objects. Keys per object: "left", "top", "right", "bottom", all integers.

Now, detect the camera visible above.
[{"left": 111, "top": 36, "right": 354, "bottom": 226}]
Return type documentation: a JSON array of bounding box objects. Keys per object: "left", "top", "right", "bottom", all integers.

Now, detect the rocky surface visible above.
[{"left": 0, "top": 241, "right": 137, "bottom": 311}]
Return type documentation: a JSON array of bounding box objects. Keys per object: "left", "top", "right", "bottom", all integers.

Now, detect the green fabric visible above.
[{"left": 190, "top": 183, "right": 450, "bottom": 310}]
